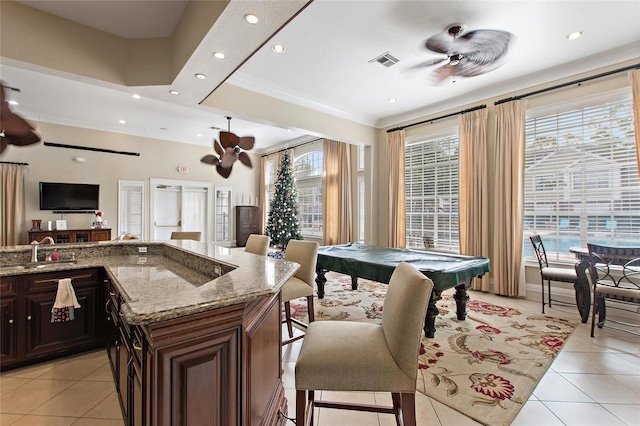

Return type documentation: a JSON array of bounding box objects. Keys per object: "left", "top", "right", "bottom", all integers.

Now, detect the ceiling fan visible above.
[
  {"left": 1, "top": 84, "right": 41, "bottom": 153},
  {"left": 415, "top": 23, "right": 513, "bottom": 84},
  {"left": 200, "top": 117, "right": 255, "bottom": 179}
]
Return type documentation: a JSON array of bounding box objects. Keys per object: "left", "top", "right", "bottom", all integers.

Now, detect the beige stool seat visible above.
[
  {"left": 282, "top": 240, "right": 318, "bottom": 345},
  {"left": 170, "top": 231, "right": 201, "bottom": 241},
  {"left": 295, "top": 262, "right": 434, "bottom": 426},
  {"left": 244, "top": 234, "right": 270, "bottom": 256}
]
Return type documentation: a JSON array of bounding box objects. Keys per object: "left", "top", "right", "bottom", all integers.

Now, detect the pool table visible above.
[{"left": 315, "top": 243, "right": 491, "bottom": 338}]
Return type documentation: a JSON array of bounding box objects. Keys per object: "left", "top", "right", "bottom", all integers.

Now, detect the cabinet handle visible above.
[
  {"left": 109, "top": 291, "right": 116, "bottom": 296},
  {"left": 27, "top": 315, "right": 32, "bottom": 321},
  {"left": 133, "top": 344, "right": 143, "bottom": 351},
  {"left": 8, "top": 319, "right": 13, "bottom": 324}
]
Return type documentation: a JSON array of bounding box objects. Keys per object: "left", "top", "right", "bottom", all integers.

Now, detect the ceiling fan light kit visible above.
[
  {"left": 200, "top": 117, "right": 255, "bottom": 179},
  {"left": 418, "top": 22, "right": 514, "bottom": 84}
]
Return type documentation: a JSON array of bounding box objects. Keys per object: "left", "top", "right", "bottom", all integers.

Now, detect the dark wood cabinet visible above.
[
  {"left": 0, "top": 268, "right": 103, "bottom": 370},
  {"left": 0, "top": 276, "right": 19, "bottom": 366},
  {"left": 236, "top": 206, "right": 260, "bottom": 247},
  {"left": 28, "top": 228, "right": 111, "bottom": 244},
  {"left": 105, "top": 279, "right": 287, "bottom": 425}
]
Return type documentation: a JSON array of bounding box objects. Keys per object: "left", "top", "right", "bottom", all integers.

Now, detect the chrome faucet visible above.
[{"left": 30, "top": 236, "right": 55, "bottom": 263}]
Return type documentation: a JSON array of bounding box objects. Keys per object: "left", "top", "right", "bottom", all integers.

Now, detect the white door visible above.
[{"left": 150, "top": 179, "right": 213, "bottom": 242}]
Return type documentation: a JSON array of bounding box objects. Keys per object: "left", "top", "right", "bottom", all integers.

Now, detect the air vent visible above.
[{"left": 369, "top": 52, "right": 400, "bottom": 69}]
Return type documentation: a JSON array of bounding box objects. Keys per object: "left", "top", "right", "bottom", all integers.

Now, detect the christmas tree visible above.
[{"left": 266, "top": 152, "right": 303, "bottom": 248}]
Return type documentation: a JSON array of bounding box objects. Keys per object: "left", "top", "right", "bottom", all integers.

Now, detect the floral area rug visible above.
[{"left": 287, "top": 275, "right": 577, "bottom": 426}]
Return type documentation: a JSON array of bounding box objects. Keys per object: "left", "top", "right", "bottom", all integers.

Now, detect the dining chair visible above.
[
  {"left": 244, "top": 234, "right": 270, "bottom": 256},
  {"left": 169, "top": 231, "right": 201, "bottom": 241},
  {"left": 294, "top": 262, "right": 434, "bottom": 426},
  {"left": 587, "top": 243, "right": 640, "bottom": 337},
  {"left": 529, "top": 235, "right": 579, "bottom": 314},
  {"left": 282, "top": 240, "right": 318, "bottom": 345}
]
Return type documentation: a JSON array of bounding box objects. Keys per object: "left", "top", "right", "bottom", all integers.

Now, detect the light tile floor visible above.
[{"left": 1, "top": 282, "right": 638, "bottom": 425}]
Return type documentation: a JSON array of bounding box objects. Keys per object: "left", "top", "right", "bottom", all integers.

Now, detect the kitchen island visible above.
[{"left": 1, "top": 240, "right": 299, "bottom": 426}]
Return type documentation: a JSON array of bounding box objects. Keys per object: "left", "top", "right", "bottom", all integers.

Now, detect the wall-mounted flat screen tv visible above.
[{"left": 39, "top": 182, "right": 100, "bottom": 211}]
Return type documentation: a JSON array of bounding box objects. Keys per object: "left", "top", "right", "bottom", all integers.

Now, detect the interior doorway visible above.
[{"left": 149, "top": 178, "right": 213, "bottom": 242}]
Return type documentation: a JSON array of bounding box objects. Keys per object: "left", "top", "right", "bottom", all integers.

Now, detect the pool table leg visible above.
[
  {"left": 350, "top": 275, "right": 358, "bottom": 290},
  {"left": 453, "top": 282, "right": 470, "bottom": 321},
  {"left": 315, "top": 268, "right": 327, "bottom": 299},
  {"left": 424, "top": 289, "right": 442, "bottom": 338}
]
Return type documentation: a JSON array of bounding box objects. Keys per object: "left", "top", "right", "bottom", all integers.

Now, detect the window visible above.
[
  {"left": 294, "top": 151, "right": 323, "bottom": 237},
  {"left": 405, "top": 132, "right": 459, "bottom": 252},
  {"left": 118, "top": 180, "right": 144, "bottom": 239},
  {"left": 265, "top": 159, "right": 276, "bottom": 218},
  {"left": 215, "top": 187, "right": 231, "bottom": 241},
  {"left": 523, "top": 94, "right": 640, "bottom": 261}
]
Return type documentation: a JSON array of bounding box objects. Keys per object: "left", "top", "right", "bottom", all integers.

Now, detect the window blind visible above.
[
  {"left": 524, "top": 97, "right": 639, "bottom": 261},
  {"left": 405, "top": 135, "right": 460, "bottom": 252}
]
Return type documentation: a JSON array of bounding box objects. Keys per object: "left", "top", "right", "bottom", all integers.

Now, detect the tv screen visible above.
[{"left": 39, "top": 182, "right": 100, "bottom": 211}]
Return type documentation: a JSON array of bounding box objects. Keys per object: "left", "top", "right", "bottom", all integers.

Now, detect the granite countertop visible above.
[{"left": 0, "top": 240, "right": 299, "bottom": 325}]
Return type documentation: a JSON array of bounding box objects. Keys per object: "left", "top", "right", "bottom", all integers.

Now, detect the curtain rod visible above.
[
  {"left": 261, "top": 138, "right": 323, "bottom": 157},
  {"left": 0, "top": 161, "right": 29, "bottom": 165},
  {"left": 495, "top": 63, "right": 640, "bottom": 105},
  {"left": 386, "top": 104, "right": 487, "bottom": 133},
  {"left": 44, "top": 141, "right": 140, "bottom": 156}
]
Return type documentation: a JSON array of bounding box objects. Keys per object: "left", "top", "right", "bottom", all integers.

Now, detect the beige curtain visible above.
[
  {"left": 259, "top": 156, "right": 267, "bottom": 234},
  {"left": 630, "top": 70, "right": 640, "bottom": 179},
  {"left": 1, "top": 163, "right": 27, "bottom": 246},
  {"left": 493, "top": 100, "right": 528, "bottom": 296},
  {"left": 458, "top": 109, "right": 490, "bottom": 291},
  {"left": 261, "top": 151, "right": 285, "bottom": 233},
  {"left": 322, "top": 140, "right": 352, "bottom": 245},
  {"left": 386, "top": 130, "right": 406, "bottom": 248}
]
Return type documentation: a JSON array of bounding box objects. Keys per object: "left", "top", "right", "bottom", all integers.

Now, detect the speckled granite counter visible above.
[{"left": 0, "top": 240, "right": 299, "bottom": 325}]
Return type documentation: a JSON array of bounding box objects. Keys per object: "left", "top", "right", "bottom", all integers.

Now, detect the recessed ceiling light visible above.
[
  {"left": 197, "top": 133, "right": 203, "bottom": 137},
  {"left": 118, "top": 120, "right": 126, "bottom": 124},
  {"left": 566, "top": 31, "right": 584, "bottom": 40},
  {"left": 213, "top": 52, "right": 226, "bottom": 59},
  {"left": 169, "top": 90, "right": 180, "bottom": 95},
  {"left": 195, "top": 73, "right": 206, "bottom": 80},
  {"left": 272, "top": 44, "right": 285, "bottom": 53},
  {"left": 132, "top": 93, "right": 141, "bottom": 99},
  {"left": 7, "top": 100, "right": 18, "bottom": 106},
  {"left": 244, "top": 14, "right": 259, "bottom": 24},
  {"left": 388, "top": 98, "right": 397, "bottom": 103}
]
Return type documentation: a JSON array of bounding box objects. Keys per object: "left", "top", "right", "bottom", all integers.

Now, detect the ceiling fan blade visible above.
[
  {"left": 219, "top": 131, "right": 239, "bottom": 149},
  {"left": 237, "top": 136, "right": 255, "bottom": 151},
  {"left": 200, "top": 154, "right": 220, "bottom": 165},
  {"left": 237, "top": 151, "right": 252, "bottom": 168},
  {"left": 216, "top": 164, "right": 232, "bottom": 179},
  {"left": 428, "top": 64, "right": 457, "bottom": 85},
  {"left": 213, "top": 140, "right": 225, "bottom": 156},
  {"left": 220, "top": 147, "right": 237, "bottom": 169}
]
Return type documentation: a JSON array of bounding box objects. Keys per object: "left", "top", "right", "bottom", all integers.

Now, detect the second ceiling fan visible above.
[{"left": 201, "top": 117, "right": 255, "bottom": 179}]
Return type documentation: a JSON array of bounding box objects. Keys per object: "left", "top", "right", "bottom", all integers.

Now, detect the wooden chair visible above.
[
  {"left": 244, "top": 234, "right": 270, "bottom": 256},
  {"left": 294, "top": 262, "right": 434, "bottom": 426},
  {"left": 281, "top": 240, "right": 318, "bottom": 345},
  {"left": 587, "top": 243, "right": 640, "bottom": 337},
  {"left": 170, "top": 231, "right": 201, "bottom": 241},
  {"left": 529, "top": 235, "right": 579, "bottom": 314}
]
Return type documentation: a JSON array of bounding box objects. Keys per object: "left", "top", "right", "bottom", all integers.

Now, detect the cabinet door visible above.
[
  {"left": 0, "top": 276, "right": 20, "bottom": 366},
  {"left": 91, "top": 230, "right": 111, "bottom": 241},
  {"left": 23, "top": 269, "right": 102, "bottom": 361}
]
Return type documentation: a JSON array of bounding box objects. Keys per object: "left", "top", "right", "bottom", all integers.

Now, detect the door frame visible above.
[{"left": 149, "top": 178, "right": 213, "bottom": 243}]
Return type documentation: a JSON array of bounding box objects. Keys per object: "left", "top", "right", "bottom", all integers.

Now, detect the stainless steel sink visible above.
[
  {"left": 0, "top": 265, "right": 27, "bottom": 273},
  {"left": 0, "top": 261, "right": 78, "bottom": 273},
  {"left": 33, "top": 262, "right": 77, "bottom": 269}
]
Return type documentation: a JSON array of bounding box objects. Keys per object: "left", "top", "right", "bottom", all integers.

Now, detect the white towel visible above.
[{"left": 51, "top": 278, "right": 81, "bottom": 323}]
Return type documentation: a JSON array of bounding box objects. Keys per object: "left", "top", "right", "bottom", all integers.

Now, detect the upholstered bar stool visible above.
[
  {"left": 244, "top": 234, "right": 270, "bottom": 256},
  {"left": 281, "top": 240, "right": 319, "bottom": 345},
  {"left": 295, "top": 262, "right": 434, "bottom": 426}
]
